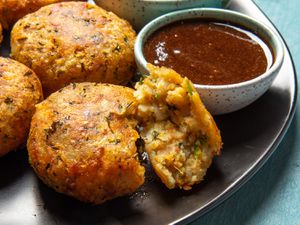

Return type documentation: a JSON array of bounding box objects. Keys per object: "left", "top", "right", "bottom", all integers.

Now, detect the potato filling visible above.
[{"left": 134, "top": 64, "right": 222, "bottom": 190}]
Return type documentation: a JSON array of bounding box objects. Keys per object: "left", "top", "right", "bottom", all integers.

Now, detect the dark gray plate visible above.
[{"left": 0, "top": 0, "right": 297, "bottom": 224}]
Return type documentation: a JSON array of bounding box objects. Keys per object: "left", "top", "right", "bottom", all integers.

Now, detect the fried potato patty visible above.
[
  {"left": 0, "top": 57, "right": 43, "bottom": 157},
  {"left": 11, "top": 2, "right": 136, "bottom": 96},
  {"left": 134, "top": 64, "right": 222, "bottom": 190},
  {"left": 0, "top": 0, "right": 84, "bottom": 29},
  {"left": 27, "top": 83, "right": 145, "bottom": 204}
]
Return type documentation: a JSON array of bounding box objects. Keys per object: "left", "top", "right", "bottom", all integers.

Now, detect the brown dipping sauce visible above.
[{"left": 143, "top": 20, "right": 273, "bottom": 85}]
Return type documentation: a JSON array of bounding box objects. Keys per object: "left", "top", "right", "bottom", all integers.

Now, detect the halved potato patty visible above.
[
  {"left": 27, "top": 83, "right": 145, "bottom": 204},
  {"left": 11, "top": 2, "right": 136, "bottom": 96},
  {"left": 134, "top": 64, "right": 222, "bottom": 190},
  {"left": 0, "top": 57, "right": 43, "bottom": 157}
]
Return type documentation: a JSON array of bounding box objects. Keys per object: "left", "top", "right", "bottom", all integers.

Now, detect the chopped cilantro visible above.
[
  {"left": 178, "top": 142, "right": 184, "bottom": 150},
  {"left": 105, "top": 114, "right": 114, "bottom": 134},
  {"left": 114, "top": 139, "right": 121, "bottom": 145},
  {"left": 154, "top": 92, "right": 160, "bottom": 100},
  {"left": 186, "top": 80, "right": 194, "bottom": 95},
  {"left": 4, "top": 97, "right": 13, "bottom": 104},
  {"left": 126, "top": 102, "right": 133, "bottom": 110},
  {"left": 114, "top": 44, "right": 121, "bottom": 52},
  {"left": 193, "top": 139, "right": 201, "bottom": 157},
  {"left": 109, "top": 139, "right": 121, "bottom": 145},
  {"left": 193, "top": 135, "right": 208, "bottom": 157},
  {"left": 138, "top": 74, "right": 148, "bottom": 85},
  {"left": 152, "top": 130, "right": 160, "bottom": 140}
]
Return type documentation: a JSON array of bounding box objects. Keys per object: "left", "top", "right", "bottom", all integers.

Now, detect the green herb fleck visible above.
[
  {"left": 178, "top": 142, "right": 184, "bottom": 150},
  {"left": 118, "top": 104, "right": 123, "bottom": 111},
  {"left": 105, "top": 114, "right": 114, "bottom": 134},
  {"left": 138, "top": 74, "right": 148, "bottom": 85},
  {"left": 114, "top": 44, "right": 121, "bottom": 52},
  {"left": 73, "top": 36, "right": 81, "bottom": 41},
  {"left": 193, "top": 135, "right": 208, "bottom": 157},
  {"left": 124, "top": 36, "right": 129, "bottom": 43},
  {"left": 108, "top": 138, "right": 121, "bottom": 145},
  {"left": 154, "top": 92, "right": 160, "bottom": 100},
  {"left": 150, "top": 78, "right": 157, "bottom": 83},
  {"left": 4, "top": 97, "right": 13, "bottom": 104},
  {"left": 114, "top": 139, "right": 121, "bottom": 145},
  {"left": 126, "top": 102, "right": 133, "bottom": 110},
  {"left": 193, "top": 139, "right": 201, "bottom": 157},
  {"left": 152, "top": 130, "right": 160, "bottom": 141},
  {"left": 186, "top": 80, "right": 194, "bottom": 95}
]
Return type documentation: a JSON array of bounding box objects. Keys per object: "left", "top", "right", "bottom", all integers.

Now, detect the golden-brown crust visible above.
[
  {"left": 11, "top": 2, "right": 136, "bottom": 96},
  {"left": 27, "top": 82, "right": 144, "bottom": 204},
  {"left": 0, "top": 57, "right": 43, "bottom": 157},
  {"left": 0, "top": 0, "right": 84, "bottom": 29}
]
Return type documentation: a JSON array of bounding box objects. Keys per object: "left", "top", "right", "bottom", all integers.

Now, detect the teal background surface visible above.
[{"left": 192, "top": 0, "right": 300, "bottom": 224}]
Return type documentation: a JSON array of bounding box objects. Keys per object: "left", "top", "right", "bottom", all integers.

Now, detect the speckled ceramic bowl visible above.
[
  {"left": 94, "top": 0, "right": 230, "bottom": 30},
  {"left": 134, "top": 8, "right": 284, "bottom": 115}
]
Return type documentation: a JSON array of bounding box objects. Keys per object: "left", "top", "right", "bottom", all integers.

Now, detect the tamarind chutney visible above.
[{"left": 143, "top": 19, "right": 273, "bottom": 85}]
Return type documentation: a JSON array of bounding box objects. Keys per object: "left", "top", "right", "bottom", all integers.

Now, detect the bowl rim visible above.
[{"left": 134, "top": 8, "right": 284, "bottom": 90}]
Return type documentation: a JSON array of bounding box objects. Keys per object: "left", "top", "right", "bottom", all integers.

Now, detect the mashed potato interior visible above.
[{"left": 134, "top": 64, "right": 222, "bottom": 190}]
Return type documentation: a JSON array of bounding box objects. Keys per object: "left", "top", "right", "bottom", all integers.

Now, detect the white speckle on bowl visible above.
[{"left": 195, "top": 73, "right": 277, "bottom": 115}]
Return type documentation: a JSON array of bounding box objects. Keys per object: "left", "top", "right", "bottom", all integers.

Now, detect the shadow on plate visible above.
[
  {"left": 0, "top": 148, "right": 29, "bottom": 189},
  {"left": 215, "top": 86, "right": 290, "bottom": 148},
  {"left": 37, "top": 179, "right": 148, "bottom": 224},
  {"left": 0, "top": 29, "right": 11, "bottom": 57}
]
